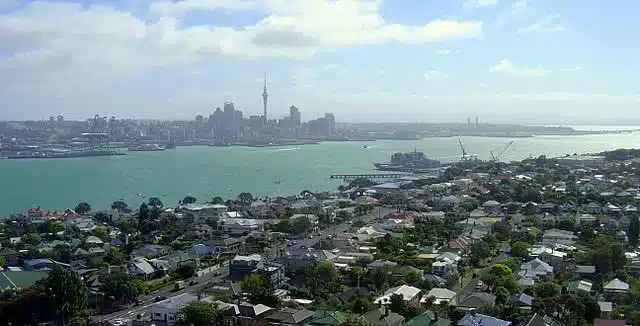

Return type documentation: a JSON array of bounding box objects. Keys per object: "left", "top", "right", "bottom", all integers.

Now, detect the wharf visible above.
[{"left": 330, "top": 173, "right": 410, "bottom": 181}]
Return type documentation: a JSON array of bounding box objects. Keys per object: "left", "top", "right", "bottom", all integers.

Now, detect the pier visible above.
[{"left": 330, "top": 173, "right": 410, "bottom": 181}]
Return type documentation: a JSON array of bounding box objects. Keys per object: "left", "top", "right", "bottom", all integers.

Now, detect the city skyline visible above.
[{"left": 1, "top": 1, "right": 639, "bottom": 124}]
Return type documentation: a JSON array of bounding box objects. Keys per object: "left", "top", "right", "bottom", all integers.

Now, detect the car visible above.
[
  {"left": 475, "top": 281, "right": 484, "bottom": 290},
  {"left": 154, "top": 295, "right": 167, "bottom": 302},
  {"left": 189, "top": 280, "right": 198, "bottom": 286}
]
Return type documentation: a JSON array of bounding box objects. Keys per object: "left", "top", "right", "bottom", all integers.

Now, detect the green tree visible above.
[
  {"left": 44, "top": 267, "right": 88, "bottom": 325},
  {"left": 292, "top": 216, "right": 312, "bottom": 234},
  {"left": 629, "top": 216, "right": 639, "bottom": 248},
  {"left": 237, "top": 192, "right": 254, "bottom": 204},
  {"left": 210, "top": 196, "right": 224, "bottom": 204},
  {"left": 111, "top": 200, "right": 129, "bottom": 212},
  {"left": 94, "top": 226, "right": 109, "bottom": 242},
  {"left": 178, "top": 300, "right": 218, "bottom": 326},
  {"left": 139, "top": 202, "right": 150, "bottom": 220},
  {"left": 148, "top": 197, "right": 163, "bottom": 208},
  {"left": 182, "top": 196, "right": 197, "bottom": 204},
  {"left": 241, "top": 274, "right": 279, "bottom": 306},
  {"left": 533, "top": 281, "right": 561, "bottom": 298},
  {"left": 0, "top": 256, "right": 5, "bottom": 268},
  {"left": 22, "top": 232, "right": 41, "bottom": 245},
  {"left": 75, "top": 202, "right": 91, "bottom": 215},
  {"left": 175, "top": 264, "right": 196, "bottom": 279},
  {"left": 510, "top": 241, "right": 531, "bottom": 258},
  {"left": 495, "top": 286, "right": 510, "bottom": 305},
  {"left": 100, "top": 273, "right": 140, "bottom": 304},
  {"left": 469, "top": 239, "right": 492, "bottom": 266},
  {"left": 306, "top": 261, "right": 342, "bottom": 299}
]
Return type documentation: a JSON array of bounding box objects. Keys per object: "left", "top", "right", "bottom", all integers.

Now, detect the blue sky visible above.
[{"left": 0, "top": 0, "right": 639, "bottom": 124}]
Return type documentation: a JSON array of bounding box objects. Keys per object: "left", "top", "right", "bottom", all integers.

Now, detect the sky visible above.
[{"left": 0, "top": 0, "right": 639, "bottom": 124}]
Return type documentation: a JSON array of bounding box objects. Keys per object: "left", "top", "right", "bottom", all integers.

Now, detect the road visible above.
[
  {"left": 293, "top": 206, "right": 396, "bottom": 250},
  {"left": 93, "top": 206, "right": 396, "bottom": 323},
  {"left": 92, "top": 268, "right": 229, "bottom": 322}
]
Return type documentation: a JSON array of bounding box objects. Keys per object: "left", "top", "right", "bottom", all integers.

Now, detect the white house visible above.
[{"left": 151, "top": 293, "right": 199, "bottom": 324}]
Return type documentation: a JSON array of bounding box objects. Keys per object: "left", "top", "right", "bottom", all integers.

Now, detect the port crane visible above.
[
  {"left": 490, "top": 141, "right": 514, "bottom": 162},
  {"left": 458, "top": 137, "right": 478, "bottom": 161}
]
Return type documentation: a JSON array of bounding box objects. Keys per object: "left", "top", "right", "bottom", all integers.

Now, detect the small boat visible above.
[
  {"left": 363, "top": 145, "right": 369, "bottom": 149},
  {"left": 274, "top": 180, "right": 282, "bottom": 184}
]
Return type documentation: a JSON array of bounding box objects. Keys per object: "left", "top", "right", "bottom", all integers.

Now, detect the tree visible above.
[
  {"left": 175, "top": 264, "right": 196, "bottom": 279},
  {"left": 44, "top": 267, "right": 88, "bottom": 325},
  {"left": 75, "top": 202, "right": 91, "bottom": 215},
  {"left": 139, "top": 203, "right": 150, "bottom": 220},
  {"left": 0, "top": 256, "right": 5, "bottom": 268},
  {"left": 533, "top": 281, "right": 561, "bottom": 298},
  {"left": 210, "top": 196, "right": 224, "bottom": 204},
  {"left": 292, "top": 216, "right": 312, "bottom": 234},
  {"left": 306, "top": 261, "right": 342, "bottom": 299},
  {"left": 111, "top": 200, "right": 129, "bottom": 212},
  {"left": 495, "top": 286, "right": 510, "bottom": 305},
  {"left": 183, "top": 196, "right": 197, "bottom": 204},
  {"left": 22, "top": 232, "right": 41, "bottom": 245},
  {"left": 483, "top": 264, "right": 517, "bottom": 293},
  {"left": 629, "top": 216, "right": 639, "bottom": 247},
  {"left": 389, "top": 293, "right": 406, "bottom": 315},
  {"left": 100, "top": 272, "right": 140, "bottom": 304},
  {"left": 148, "top": 197, "right": 163, "bottom": 208},
  {"left": 237, "top": 192, "right": 254, "bottom": 204},
  {"left": 178, "top": 301, "right": 218, "bottom": 326},
  {"left": 510, "top": 241, "right": 531, "bottom": 258},
  {"left": 242, "top": 274, "right": 279, "bottom": 306},
  {"left": 469, "top": 239, "right": 492, "bottom": 266}
]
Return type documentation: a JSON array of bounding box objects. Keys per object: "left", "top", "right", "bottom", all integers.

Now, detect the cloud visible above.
[
  {"left": 467, "top": 0, "right": 499, "bottom": 7},
  {"left": 424, "top": 70, "right": 449, "bottom": 80},
  {"left": 435, "top": 49, "right": 451, "bottom": 55},
  {"left": 0, "top": 1, "right": 483, "bottom": 99},
  {"left": 562, "top": 66, "right": 581, "bottom": 72},
  {"left": 519, "top": 13, "right": 565, "bottom": 33},
  {"left": 489, "top": 59, "right": 551, "bottom": 77}
]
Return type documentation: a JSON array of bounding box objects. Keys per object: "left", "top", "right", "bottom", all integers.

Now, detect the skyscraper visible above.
[{"left": 262, "top": 72, "right": 268, "bottom": 125}]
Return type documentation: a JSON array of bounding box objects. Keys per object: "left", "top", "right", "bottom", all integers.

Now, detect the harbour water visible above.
[{"left": 1, "top": 131, "right": 639, "bottom": 216}]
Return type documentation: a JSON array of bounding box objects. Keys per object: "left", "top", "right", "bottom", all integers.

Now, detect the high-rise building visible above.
[
  {"left": 262, "top": 72, "right": 268, "bottom": 125},
  {"left": 290, "top": 105, "right": 301, "bottom": 127}
]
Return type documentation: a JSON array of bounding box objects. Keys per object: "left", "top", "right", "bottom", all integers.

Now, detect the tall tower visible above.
[{"left": 262, "top": 72, "right": 268, "bottom": 125}]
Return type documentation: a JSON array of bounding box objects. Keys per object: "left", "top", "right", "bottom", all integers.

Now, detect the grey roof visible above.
[
  {"left": 604, "top": 278, "right": 630, "bottom": 292},
  {"left": 457, "top": 292, "right": 496, "bottom": 308},
  {"left": 265, "top": 307, "right": 314, "bottom": 324},
  {"left": 511, "top": 293, "right": 534, "bottom": 306},
  {"left": 598, "top": 301, "right": 613, "bottom": 312},
  {"left": 458, "top": 312, "right": 511, "bottom": 326},
  {"left": 363, "top": 307, "right": 405, "bottom": 326},
  {"left": 154, "top": 293, "right": 198, "bottom": 309},
  {"left": 575, "top": 265, "right": 596, "bottom": 274},
  {"left": 519, "top": 258, "right": 553, "bottom": 277}
]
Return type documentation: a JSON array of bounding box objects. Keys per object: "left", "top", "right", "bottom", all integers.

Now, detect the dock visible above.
[{"left": 330, "top": 173, "right": 410, "bottom": 181}]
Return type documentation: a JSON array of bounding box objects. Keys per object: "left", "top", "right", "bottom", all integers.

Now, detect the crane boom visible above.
[
  {"left": 495, "top": 141, "right": 514, "bottom": 160},
  {"left": 458, "top": 137, "right": 467, "bottom": 159}
]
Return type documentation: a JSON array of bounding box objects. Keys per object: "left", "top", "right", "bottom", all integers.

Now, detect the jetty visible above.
[{"left": 330, "top": 173, "right": 410, "bottom": 181}]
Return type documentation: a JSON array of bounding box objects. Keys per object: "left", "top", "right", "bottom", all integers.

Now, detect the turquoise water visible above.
[{"left": 1, "top": 132, "right": 639, "bottom": 215}]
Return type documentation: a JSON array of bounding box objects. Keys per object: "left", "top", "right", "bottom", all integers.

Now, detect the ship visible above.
[
  {"left": 374, "top": 149, "right": 442, "bottom": 172},
  {"left": 7, "top": 150, "right": 125, "bottom": 159},
  {"left": 128, "top": 144, "right": 166, "bottom": 152}
]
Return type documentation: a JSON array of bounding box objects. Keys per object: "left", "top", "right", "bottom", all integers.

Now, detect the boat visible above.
[
  {"left": 128, "top": 144, "right": 166, "bottom": 152},
  {"left": 373, "top": 149, "right": 441, "bottom": 172},
  {"left": 363, "top": 145, "right": 369, "bottom": 149}
]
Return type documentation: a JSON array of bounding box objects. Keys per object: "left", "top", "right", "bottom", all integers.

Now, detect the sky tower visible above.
[{"left": 262, "top": 72, "right": 268, "bottom": 125}]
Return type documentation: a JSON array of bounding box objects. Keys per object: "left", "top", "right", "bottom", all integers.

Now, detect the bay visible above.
[{"left": 1, "top": 132, "right": 640, "bottom": 216}]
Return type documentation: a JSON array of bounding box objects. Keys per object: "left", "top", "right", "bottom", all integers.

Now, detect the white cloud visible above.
[
  {"left": 0, "top": 0, "right": 483, "bottom": 107},
  {"left": 424, "top": 70, "right": 449, "bottom": 80},
  {"left": 512, "top": 1, "right": 527, "bottom": 11},
  {"left": 435, "top": 49, "right": 451, "bottom": 55},
  {"left": 472, "top": 0, "right": 499, "bottom": 7},
  {"left": 519, "top": 13, "right": 565, "bottom": 33},
  {"left": 562, "top": 66, "right": 581, "bottom": 72},
  {"left": 489, "top": 59, "right": 551, "bottom": 77}
]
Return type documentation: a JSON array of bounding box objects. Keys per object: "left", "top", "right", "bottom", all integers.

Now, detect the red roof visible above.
[{"left": 594, "top": 319, "right": 626, "bottom": 326}]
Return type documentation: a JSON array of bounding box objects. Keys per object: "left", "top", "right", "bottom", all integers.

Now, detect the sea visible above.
[{"left": 1, "top": 126, "right": 639, "bottom": 216}]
